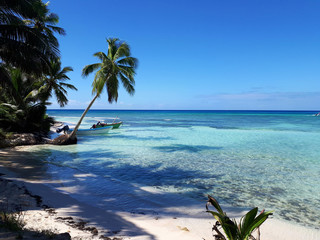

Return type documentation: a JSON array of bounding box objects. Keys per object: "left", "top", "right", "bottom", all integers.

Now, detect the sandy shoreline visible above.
[{"left": 1, "top": 146, "right": 320, "bottom": 240}]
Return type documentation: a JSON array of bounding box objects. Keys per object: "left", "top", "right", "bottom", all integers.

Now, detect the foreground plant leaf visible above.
[{"left": 206, "top": 195, "right": 273, "bottom": 240}]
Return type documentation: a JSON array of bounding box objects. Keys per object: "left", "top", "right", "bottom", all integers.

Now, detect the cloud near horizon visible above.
[
  {"left": 48, "top": 98, "right": 136, "bottom": 110},
  {"left": 197, "top": 91, "right": 320, "bottom": 110},
  {"left": 48, "top": 91, "right": 320, "bottom": 110}
]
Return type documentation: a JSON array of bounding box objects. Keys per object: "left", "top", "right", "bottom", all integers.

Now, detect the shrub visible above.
[{"left": 206, "top": 195, "right": 272, "bottom": 240}]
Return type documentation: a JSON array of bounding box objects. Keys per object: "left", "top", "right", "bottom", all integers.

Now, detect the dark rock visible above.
[
  {"left": 44, "top": 208, "right": 57, "bottom": 215},
  {"left": 56, "top": 217, "right": 73, "bottom": 221},
  {"left": 92, "top": 228, "right": 99, "bottom": 235},
  {"left": 74, "top": 220, "right": 88, "bottom": 230},
  {"left": 0, "top": 132, "right": 48, "bottom": 148},
  {"left": 51, "top": 134, "right": 77, "bottom": 145},
  {"left": 55, "top": 232, "right": 71, "bottom": 240},
  {"left": 85, "top": 227, "right": 98, "bottom": 235},
  {"left": 99, "top": 236, "right": 113, "bottom": 240},
  {"left": 100, "top": 236, "right": 123, "bottom": 240}
]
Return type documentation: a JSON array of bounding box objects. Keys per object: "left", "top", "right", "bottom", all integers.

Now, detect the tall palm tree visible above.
[
  {"left": 67, "top": 38, "right": 138, "bottom": 141},
  {"left": 0, "top": 1, "right": 70, "bottom": 135},
  {"left": 24, "top": 1, "right": 65, "bottom": 52},
  {"left": 39, "top": 58, "right": 77, "bottom": 107},
  {"left": 0, "top": 0, "right": 61, "bottom": 77}
]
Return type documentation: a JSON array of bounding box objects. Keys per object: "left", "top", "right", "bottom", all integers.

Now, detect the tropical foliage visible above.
[
  {"left": 206, "top": 195, "right": 273, "bottom": 240},
  {"left": 0, "top": 0, "right": 76, "bottom": 134},
  {"left": 0, "top": 67, "right": 52, "bottom": 132},
  {"left": 0, "top": 0, "right": 59, "bottom": 76},
  {"left": 39, "top": 58, "right": 77, "bottom": 107},
  {"left": 67, "top": 38, "right": 138, "bottom": 141}
]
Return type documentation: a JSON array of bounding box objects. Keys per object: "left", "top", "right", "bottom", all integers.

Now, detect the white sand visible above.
[{"left": 1, "top": 147, "right": 320, "bottom": 240}]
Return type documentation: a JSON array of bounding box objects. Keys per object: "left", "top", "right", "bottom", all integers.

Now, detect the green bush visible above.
[{"left": 206, "top": 195, "right": 272, "bottom": 240}]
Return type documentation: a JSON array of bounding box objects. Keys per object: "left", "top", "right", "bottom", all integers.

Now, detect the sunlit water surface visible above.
[{"left": 10, "top": 110, "right": 320, "bottom": 228}]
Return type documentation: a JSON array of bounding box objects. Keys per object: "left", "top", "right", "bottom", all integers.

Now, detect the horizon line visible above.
[{"left": 47, "top": 109, "right": 320, "bottom": 112}]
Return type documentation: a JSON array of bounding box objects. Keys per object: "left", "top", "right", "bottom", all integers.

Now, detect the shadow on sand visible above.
[{"left": 0, "top": 147, "right": 222, "bottom": 239}]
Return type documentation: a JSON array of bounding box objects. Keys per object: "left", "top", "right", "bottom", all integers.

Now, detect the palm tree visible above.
[
  {"left": 0, "top": 0, "right": 61, "bottom": 76},
  {"left": 39, "top": 58, "right": 77, "bottom": 107},
  {"left": 66, "top": 38, "right": 138, "bottom": 142},
  {"left": 0, "top": 68, "right": 53, "bottom": 132},
  {"left": 24, "top": 1, "right": 66, "bottom": 52},
  {"left": 0, "top": 1, "right": 71, "bottom": 135}
]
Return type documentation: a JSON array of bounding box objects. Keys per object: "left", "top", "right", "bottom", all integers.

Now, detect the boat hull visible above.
[
  {"left": 69, "top": 126, "right": 112, "bottom": 135},
  {"left": 108, "top": 121, "right": 123, "bottom": 129},
  {"left": 100, "top": 121, "right": 123, "bottom": 129}
]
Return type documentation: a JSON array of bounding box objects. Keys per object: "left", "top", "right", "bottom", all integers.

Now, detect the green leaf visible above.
[
  {"left": 239, "top": 207, "right": 258, "bottom": 237},
  {"left": 207, "top": 195, "right": 225, "bottom": 215},
  {"left": 207, "top": 196, "right": 272, "bottom": 240},
  {"left": 247, "top": 211, "right": 273, "bottom": 234}
]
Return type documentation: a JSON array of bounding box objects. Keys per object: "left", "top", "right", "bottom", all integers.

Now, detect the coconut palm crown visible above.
[
  {"left": 39, "top": 58, "right": 77, "bottom": 107},
  {"left": 82, "top": 38, "right": 138, "bottom": 102}
]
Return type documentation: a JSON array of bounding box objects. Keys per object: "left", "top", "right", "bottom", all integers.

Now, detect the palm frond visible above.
[
  {"left": 107, "top": 38, "right": 120, "bottom": 60},
  {"left": 118, "top": 65, "right": 136, "bottom": 83},
  {"left": 117, "top": 56, "right": 139, "bottom": 68},
  {"left": 119, "top": 72, "right": 135, "bottom": 95},
  {"left": 54, "top": 87, "right": 68, "bottom": 107},
  {"left": 93, "top": 52, "right": 108, "bottom": 62},
  {"left": 82, "top": 63, "right": 102, "bottom": 77},
  {"left": 45, "top": 13, "right": 59, "bottom": 25},
  {"left": 59, "top": 82, "right": 77, "bottom": 91},
  {"left": 114, "top": 41, "right": 130, "bottom": 60},
  {"left": 91, "top": 69, "right": 106, "bottom": 95},
  {"left": 1, "top": 0, "right": 40, "bottom": 20},
  {"left": 106, "top": 75, "right": 119, "bottom": 103}
]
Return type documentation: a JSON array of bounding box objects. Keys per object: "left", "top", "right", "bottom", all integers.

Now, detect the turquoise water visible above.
[{"left": 15, "top": 110, "right": 320, "bottom": 228}]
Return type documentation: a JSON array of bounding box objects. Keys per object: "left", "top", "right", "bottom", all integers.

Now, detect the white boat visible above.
[{"left": 69, "top": 125, "right": 113, "bottom": 135}]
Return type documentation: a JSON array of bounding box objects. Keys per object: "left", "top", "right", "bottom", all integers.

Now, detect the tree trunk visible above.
[
  {"left": 52, "top": 94, "right": 99, "bottom": 145},
  {"left": 69, "top": 93, "right": 99, "bottom": 140}
]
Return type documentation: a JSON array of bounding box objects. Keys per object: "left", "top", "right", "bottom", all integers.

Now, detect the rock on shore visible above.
[{"left": 0, "top": 133, "right": 50, "bottom": 148}]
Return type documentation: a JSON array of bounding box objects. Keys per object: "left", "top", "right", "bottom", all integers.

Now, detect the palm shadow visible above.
[
  {"left": 153, "top": 144, "right": 222, "bottom": 153},
  {"left": 0, "top": 147, "right": 223, "bottom": 239}
]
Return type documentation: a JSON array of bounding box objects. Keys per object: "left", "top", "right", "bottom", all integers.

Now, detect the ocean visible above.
[{"left": 9, "top": 110, "right": 320, "bottom": 228}]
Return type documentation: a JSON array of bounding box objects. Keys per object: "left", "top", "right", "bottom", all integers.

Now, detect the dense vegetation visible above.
[
  {"left": 1, "top": 1, "right": 138, "bottom": 146},
  {"left": 0, "top": 0, "right": 76, "bottom": 134}
]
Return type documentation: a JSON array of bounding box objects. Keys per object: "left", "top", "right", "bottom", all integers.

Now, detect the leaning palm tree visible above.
[{"left": 64, "top": 38, "right": 138, "bottom": 143}]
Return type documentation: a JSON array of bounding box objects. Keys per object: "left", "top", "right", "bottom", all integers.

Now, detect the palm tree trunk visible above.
[{"left": 69, "top": 93, "right": 99, "bottom": 140}]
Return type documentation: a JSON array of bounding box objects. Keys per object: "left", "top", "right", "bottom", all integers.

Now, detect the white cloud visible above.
[{"left": 197, "top": 91, "right": 320, "bottom": 110}]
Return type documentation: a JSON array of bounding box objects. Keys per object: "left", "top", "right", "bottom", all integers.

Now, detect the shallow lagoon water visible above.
[{"left": 15, "top": 110, "right": 320, "bottom": 228}]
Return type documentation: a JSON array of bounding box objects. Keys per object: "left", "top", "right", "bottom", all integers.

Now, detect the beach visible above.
[
  {"left": 3, "top": 0, "right": 320, "bottom": 238},
  {"left": 1, "top": 146, "right": 320, "bottom": 240},
  {"left": 1, "top": 110, "right": 320, "bottom": 239}
]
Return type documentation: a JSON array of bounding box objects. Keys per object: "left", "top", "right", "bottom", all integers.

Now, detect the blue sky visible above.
[{"left": 49, "top": 0, "right": 320, "bottom": 110}]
